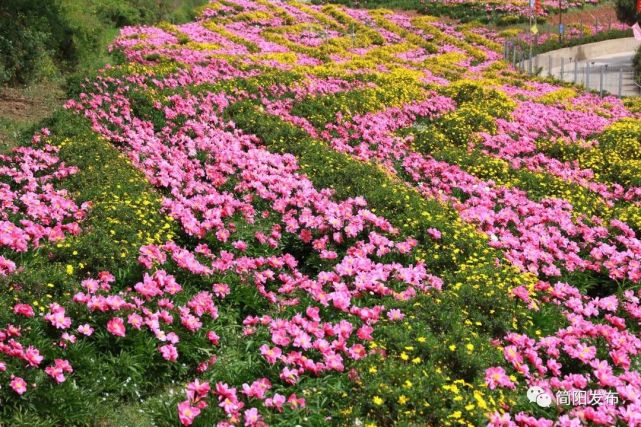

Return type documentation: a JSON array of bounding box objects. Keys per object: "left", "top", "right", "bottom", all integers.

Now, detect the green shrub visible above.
[
  {"left": 0, "top": 0, "right": 207, "bottom": 87},
  {"left": 0, "top": 1, "right": 63, "bottom": 85}
]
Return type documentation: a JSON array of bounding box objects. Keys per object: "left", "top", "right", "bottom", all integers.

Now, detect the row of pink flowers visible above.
[
  {"left": 0, "top": 129, "right": 89, "bottom": 276},
  {"left": 487, "top": 280, "right": 641, "bottom": 426},
  {"left": 62, "top": 65, "right": 445, "bottom": 425},
  {"left": 263, "top": 83, "right": 641, "bottom": 282},
  {"left": 476, "top": 91, "right": 641, "bottom": 204},
  {"left": 424, "top": 0, "right": 606, "bottom": 18}
]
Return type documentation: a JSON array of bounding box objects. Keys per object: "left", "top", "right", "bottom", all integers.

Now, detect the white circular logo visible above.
[
  {"left": 536, "top": 392, "right": 552, "bottom": 407},
  {"left": 527, "top": 386, "right": 544, "bottom": 402},
  {"left": 527, "top": 386, "right": 552, "bottom": 407}
]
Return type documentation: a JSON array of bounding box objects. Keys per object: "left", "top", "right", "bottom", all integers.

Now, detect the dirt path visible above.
[{"left": 0, "top": 82, "right": 64, "bottom": 151}]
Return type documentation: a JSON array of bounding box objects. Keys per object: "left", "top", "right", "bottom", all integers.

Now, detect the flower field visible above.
[
  {"left": 424, "top": 0, "right": 606, "bottom": 16},
  {"left": 3, "top": 0, "right": 641, "bottom": 426},
  {"left": 329, "top": 0, "right": 611, "bottom": 25}
]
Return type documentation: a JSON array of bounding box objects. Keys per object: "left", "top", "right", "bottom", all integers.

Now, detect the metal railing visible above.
[{"left": 504, "top": 41, "right": 640, "bottom": 97}]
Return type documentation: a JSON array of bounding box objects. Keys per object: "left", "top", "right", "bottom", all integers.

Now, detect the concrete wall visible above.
[
  {"left": 515, "top": 37, "right": 641, "bottom": 97},
  {"left": 537, "top": 37, "right": 641, "bottom": 62}
]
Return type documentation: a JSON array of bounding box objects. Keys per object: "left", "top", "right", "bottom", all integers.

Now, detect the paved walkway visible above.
[{"left": 518, "top": 37, "right": 641, "bottom": 96}]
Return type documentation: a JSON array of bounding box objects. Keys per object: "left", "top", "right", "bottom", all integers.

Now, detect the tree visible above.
[
  {"left": 0, "top": 0, "right": 68, "bottom": 84},
  {"left": 614, "top": 0, "right": 639, "bottom": 25}
]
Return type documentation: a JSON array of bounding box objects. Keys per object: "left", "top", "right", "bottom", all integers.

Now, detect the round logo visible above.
[{"left": 527, "top": 386, "right": 553, "bottom": 407}]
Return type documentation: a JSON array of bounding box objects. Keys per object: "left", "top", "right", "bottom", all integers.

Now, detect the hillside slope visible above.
[{"left": 2, "top": 1, "right": 641, "bottom": 426}]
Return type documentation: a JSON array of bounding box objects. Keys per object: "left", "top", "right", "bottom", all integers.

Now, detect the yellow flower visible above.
[
  {"left": 449, "top": 411, "right": 462, "bottom": 419},
  {"left": 66, "top": 265, "right": 74, "bottom": 275},
  {"left": 473, "top": 390, "right": 488, "bottom": 410},
  {"left": 372, "top": 396, "right": 384, "bottom": 406},
  {"left": 398, "top": 395, "right": 409, "bottom": 405}
]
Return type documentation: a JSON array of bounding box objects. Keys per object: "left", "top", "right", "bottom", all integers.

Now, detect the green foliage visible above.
[
  {"left": 0, "top": 0, "right": 207, "bottom": 86},
  {"left": 614, "top": 0, "right": 639, "bottom": 25},
  {"left": 0, "top": 0, "right": 66, "bottom": 85},
  {"left": 432, "top": 81, "right": 514, "bottom": 146},
  {"left": 104, "top": 0, "right": 209, "bottom": 25}
]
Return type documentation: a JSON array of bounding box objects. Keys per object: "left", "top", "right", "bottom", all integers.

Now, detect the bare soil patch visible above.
[{"left": 0, "top": 82, "right": 64, "bottom": 151}]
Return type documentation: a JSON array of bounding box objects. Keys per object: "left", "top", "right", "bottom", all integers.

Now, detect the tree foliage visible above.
[
  {"left": 0, "top": 0, "right": 205, "bottom": 86},
  {"left": 614, "top": 0, "right": 640, "bottom": 25}
]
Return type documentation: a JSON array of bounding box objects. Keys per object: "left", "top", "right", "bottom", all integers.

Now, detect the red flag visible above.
[{"left": 637, "top": 0, "right": 641, "bottom": 13}]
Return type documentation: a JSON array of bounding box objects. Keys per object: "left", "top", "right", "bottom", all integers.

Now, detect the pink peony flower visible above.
[
  {"left": 45, "top": 359, "right": 73, "bottom": 383},
  {"left": 178, "top": 400, "right": 200, "bottom": 426},
  {"left": 24, "top": 346, "right": 43, "bottom": 367},
  {"left": 207, "top": 330, "right": 220, "bottom": 345},
  {"left": 13, "top": 303, "right": 34, "bottom": 317},
  {"left": 485, "top": 367, "right": 516, "bottom": 390},
  {"left": 106, "top": 317, "right": 126, "bottom": 337},
  {"left": 77, "top": 323, "right": 94, "bottom": 336},
  {"left": 45, "top": 303, "right": 71, "bottom": 329},
  {"left": 186, "top": 379, "right": 210, "bottom": 401},
  {"left": 244, "top": 408, "right": 262, "bottom": 426},
  {"left": 159, "top": 344, "right": 179, "bottom": 362},
  {"left": 260, "top": 344, "right": 282, "bottom": 364},
  {"left": 426, "top": 228, "right": 442, "bottom": 240},
  {"left": 10, "top": 376, "right": 27, "bottom": 395},
  {"left": 386, "top": 309, "right": 404, "bottom": 321}
]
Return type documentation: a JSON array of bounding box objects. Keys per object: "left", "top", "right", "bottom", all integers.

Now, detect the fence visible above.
[{"left": 504, "top": 41, "right": 639, "bottom": 97}]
